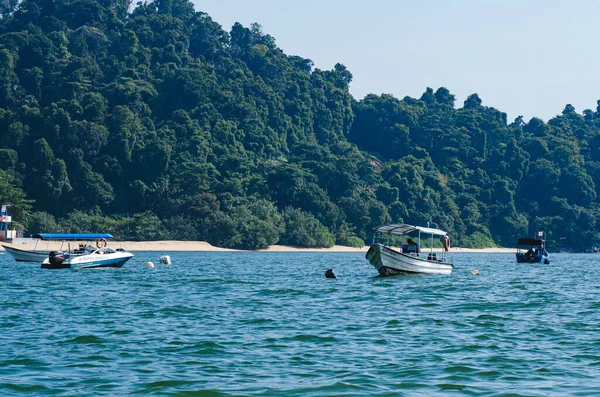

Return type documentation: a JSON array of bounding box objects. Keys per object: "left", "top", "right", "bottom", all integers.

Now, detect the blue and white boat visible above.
[
  {"left": 37, "top": 233, "right": 133, "bottom": 269},
  {"left": 516, "top": 233, "right": 550, "bottom": 264}
]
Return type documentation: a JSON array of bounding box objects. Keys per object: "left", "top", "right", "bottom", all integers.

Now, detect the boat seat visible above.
[{"left": 402, "top": 244, "right": 418, "bottom": 254}]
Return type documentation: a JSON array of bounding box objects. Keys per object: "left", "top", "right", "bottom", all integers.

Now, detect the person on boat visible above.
[
  {"left": 74, "top": 244, "right": 86, "bottom": 254},
  {"left": 406, "top": 237, "right": 420, "bottom": 253},
  {"left": 525, "top": 248, "right": 535, "bottom": 261}
]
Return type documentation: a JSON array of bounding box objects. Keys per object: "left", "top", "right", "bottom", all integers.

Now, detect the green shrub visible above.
[
  {"left": 460, "top": 232, "right": 496, "bottom": 248},
  {"left": 25, "top": 211, "right": 60, "bottom": 234},
  {"left": 345, "top": 236, "right": 365, "bottom": 248},
  {"left": 280, "top": 207, "right": 335, "bottom": 248}
]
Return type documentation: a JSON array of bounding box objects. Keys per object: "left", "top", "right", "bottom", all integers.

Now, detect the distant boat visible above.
[
  {"left": 2, "top": 244, "right": 50, "bottom": 262},
  {"left": 516, "top": 233, "right": 550, "bottom": 264},
  {"left": 366, "top": 224, "right": 453, "bottom": 276},
  {"left": 29, "top": 233, "right": 134, "bottom": 269}
]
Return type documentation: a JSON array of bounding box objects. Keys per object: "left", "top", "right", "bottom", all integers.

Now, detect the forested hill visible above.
[{"left": 0, "top": 0, "right": 599, "bottom": 251}]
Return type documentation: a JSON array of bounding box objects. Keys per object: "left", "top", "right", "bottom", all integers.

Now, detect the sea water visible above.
[{"left": 1, "top": 252, "right": 599, "bottom": 396}]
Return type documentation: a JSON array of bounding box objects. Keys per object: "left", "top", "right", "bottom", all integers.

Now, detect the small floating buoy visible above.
[
  {"left": 325, "top": 269, "right": 337, "bottom": 279},
  {"left": 159, "top": 255, "right": 171, "bottom": 265},
  {"left": 145, "top": 261, "right": 155, "bottom": 269},
  {"left": 470, "top": 269, "right": 480, "bottom": 276}
]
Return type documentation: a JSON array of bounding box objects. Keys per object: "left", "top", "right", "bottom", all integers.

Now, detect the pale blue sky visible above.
[{"left": 192, "top": 0, "right": 600, "bottom": 122}]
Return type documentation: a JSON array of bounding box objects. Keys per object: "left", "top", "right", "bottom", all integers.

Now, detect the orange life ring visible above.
[
  {"left": 443, "top": 235, "right": 450, "bottom": 252},
  {"left": 96, "top": 238, "right": 107, "bottom": 248}
]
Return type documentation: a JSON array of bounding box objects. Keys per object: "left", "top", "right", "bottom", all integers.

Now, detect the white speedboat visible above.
[
  {"left": 366, "top": 224, "right": 453, "bottom": 276},
  {"left": 35, "top": 233, "right": 133, "bottom": 269},
  {"left": 41, "top": 246, "right": 133, "bottom": 269}
]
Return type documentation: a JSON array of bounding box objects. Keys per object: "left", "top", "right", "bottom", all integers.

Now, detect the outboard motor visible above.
[{"left": 48, "top": 251, "right": 66, "bottom": 268}]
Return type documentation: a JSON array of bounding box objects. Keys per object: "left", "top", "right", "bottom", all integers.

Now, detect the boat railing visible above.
[{"left": 372, "top": 225, "right": 452, "bottom": 263}]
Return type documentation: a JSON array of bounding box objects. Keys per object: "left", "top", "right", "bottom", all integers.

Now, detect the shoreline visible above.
[{"left": 0, "top": 240, "right": 516, "bottom": 253}]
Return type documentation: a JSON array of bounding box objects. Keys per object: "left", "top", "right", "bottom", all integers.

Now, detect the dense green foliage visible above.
[{"left": 1, "top": 0, "right": 599, "bottom": 250}]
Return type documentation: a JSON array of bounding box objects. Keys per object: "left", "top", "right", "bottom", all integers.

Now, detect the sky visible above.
[{"left": 192, "top": 0, "right": 600, "bottom": 122}]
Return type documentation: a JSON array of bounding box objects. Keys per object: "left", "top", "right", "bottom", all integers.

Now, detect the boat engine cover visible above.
[{"left": 49, "top": 251, "right": 65, "bottom": 266}]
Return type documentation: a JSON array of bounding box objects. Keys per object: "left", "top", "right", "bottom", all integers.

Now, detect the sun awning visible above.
[
  {"left": 373, "top": 224, "right": 447, "bottom": 236},
  {"left": 517, "top": 238, "right": 543, "bottom": 246},
  {"left": 32, "top": 233, "right": 113, "bottom": 241}
]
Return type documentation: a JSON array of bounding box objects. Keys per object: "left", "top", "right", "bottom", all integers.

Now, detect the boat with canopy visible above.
[
  {"left": 35, "top": 233, "right": 133, "bottom": 269},
  {"left": 1, "top": 233, "right": 112, "bottom": 263},
  {"left": 366, "top": 224, "right": 453, "bottom": 276},
  {"left": 516, "top": 233, "right": 550, "bottom": 264}
]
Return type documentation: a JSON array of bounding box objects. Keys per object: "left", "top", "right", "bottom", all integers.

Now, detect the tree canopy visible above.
[{"left": 0, "top": 0, "right": 599, "bottom": 251}]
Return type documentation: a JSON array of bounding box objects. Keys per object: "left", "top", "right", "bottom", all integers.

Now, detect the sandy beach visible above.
[{"left": 0, "top": 239, "right": 515, "bottom": 253}]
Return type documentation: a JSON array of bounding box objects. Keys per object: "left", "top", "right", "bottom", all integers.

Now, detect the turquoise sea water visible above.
[{"left": 1, "top": 251, "right": 599, "bottom": 396}]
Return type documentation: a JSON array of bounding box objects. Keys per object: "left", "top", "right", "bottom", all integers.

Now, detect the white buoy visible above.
[
  {"left": 145, "top": 261, "right": 155, "bottom": 269},
  {"left": 159, "top": 255, "right": 171, "bottom": 265},
  {"left": 470, "top": 269, "right": 480, "bottom": 275}
]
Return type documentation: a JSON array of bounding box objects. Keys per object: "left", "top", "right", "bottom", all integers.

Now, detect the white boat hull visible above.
[
  {"left": 42, "top": 250, "right": 134, "bottom": 269},
  {"left": 69, "top": 251, "right": 134, "bottom": 269},
  {"left": 366, "top": 244, "right": 453, "bottom": 276},
  {"left": 2, "top": 245, "right": 49, "bottom": 262}
]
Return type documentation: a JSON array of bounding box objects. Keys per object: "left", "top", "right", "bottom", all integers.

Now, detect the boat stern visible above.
[{"left": 41, "top": 251, "right": 70, "bottom": 269}]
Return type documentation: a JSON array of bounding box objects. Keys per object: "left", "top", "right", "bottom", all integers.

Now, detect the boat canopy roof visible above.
[
  {"left": 374, "top": 224, "right": 447, "bottom": 237},
  {"left": 32, "top": 233, "right": 113, "bottom": 241},
  {"left": 517, "top": 237, "right": 543, "bottom": 246}
]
